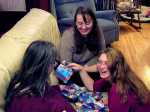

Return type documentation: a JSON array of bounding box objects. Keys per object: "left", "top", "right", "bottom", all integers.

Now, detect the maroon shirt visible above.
[
  {"left": 94, "top": 79, "right": 150, "bottom": 112},
  {"left": 7, "top": 85, "right": 75, "bottom": 112}
]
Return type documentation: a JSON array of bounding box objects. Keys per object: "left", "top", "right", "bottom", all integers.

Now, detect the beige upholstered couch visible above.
[{"left": 0, "top": 8, "right": 60, "bottom": 112}]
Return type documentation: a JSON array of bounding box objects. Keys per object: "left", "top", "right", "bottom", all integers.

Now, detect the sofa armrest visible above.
[
  {"left": 58, "top": 17, "right": 74, "bottom": 25},
  {"left": 95, "top": 10, "right": 117, "bottom": 21}
]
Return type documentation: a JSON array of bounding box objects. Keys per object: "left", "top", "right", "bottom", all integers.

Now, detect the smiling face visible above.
[
  {"left": 76, "top": 14, "right": 93, "bottom": 37},
  {"left": 97, "top": 53, "right": 111, "bottom": 79}
]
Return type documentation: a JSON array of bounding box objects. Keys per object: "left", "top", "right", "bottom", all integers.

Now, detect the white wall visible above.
[{"left": 0, "top": 0, "right": 26, "bottom": 11}]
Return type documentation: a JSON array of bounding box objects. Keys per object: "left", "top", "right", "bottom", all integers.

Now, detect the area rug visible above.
[{"left": 121, "top": 6, "right": 150, "bottom": 23}]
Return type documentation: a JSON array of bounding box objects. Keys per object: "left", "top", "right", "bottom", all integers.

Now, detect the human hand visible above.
[{"left": 67, "top": 63, "right": 84, "bottom": 72}]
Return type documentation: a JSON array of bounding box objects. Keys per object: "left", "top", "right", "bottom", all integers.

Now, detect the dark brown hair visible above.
[
  {"left": 73, "top": 6, "right": 105, "bottom": 54},
  {"left": 5, "top": 40, "right": 57, "bottom": 111}
]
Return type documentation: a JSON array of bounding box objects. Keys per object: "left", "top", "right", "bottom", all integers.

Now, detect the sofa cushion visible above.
[{"left": 0, "top": 8, "right": 60, "bottom": 110}]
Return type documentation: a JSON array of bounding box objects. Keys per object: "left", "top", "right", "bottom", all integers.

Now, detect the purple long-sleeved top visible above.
[
  {"left": 94, "top": 79, "right": 150, "bottom": 112},
  {"left": 7, "top": 85, "right": 75, "bottom": 112}
]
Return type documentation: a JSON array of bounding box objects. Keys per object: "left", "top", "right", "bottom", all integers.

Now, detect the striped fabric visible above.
[{"left": 95, "top": 0, "right": 117, "bottom": 10}]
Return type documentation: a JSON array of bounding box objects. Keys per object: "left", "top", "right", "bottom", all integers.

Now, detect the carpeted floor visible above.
[{"left": 121, "top": 6, "right": 150, "bottom": 23}]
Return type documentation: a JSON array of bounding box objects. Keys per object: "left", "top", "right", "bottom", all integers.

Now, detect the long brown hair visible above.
[{"left": 105, "top": 48, "right": 150, "bottom": 104}]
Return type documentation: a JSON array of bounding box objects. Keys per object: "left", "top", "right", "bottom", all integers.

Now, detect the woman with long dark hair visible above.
[
  {"left": 59, "top": 6, "right": 105, "bottom": 85},
  {"left": 68, "top": 48, "right": 150, "bottom": 112},
  {"left": 5, "top": 40, "right": 75, "bottom": 112},
  {"left": 60, "top": 6, "right": 105, "bottom": 65}
]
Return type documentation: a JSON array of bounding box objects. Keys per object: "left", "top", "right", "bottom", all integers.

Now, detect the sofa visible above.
[
  {"left": 50, "top": 0, "right": 119, "bottom": 45},
  {"left": 0, "top": 8, "right": 60, "bottom": 111}
]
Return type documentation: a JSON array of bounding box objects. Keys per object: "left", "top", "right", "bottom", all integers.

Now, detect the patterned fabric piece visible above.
[{"left": 61, "top": 84, "right": 109, "bottom": 112}]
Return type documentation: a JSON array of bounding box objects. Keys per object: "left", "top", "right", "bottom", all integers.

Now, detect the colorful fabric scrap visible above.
[{"left": 61, "top": 84, "right": 109, "bottom": 112}]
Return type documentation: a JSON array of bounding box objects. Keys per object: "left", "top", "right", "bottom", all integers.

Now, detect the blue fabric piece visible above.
[{"left": 55, "top": 64, "right": 73, "bottom": 83}]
